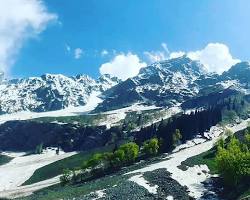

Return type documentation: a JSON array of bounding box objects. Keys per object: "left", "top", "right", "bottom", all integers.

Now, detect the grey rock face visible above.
[
  {"left": 95, "top": 57, "right": 250, "bottom": 112},
  {"left": 0, "top": 73, "right": 120, "bottom": 114}
]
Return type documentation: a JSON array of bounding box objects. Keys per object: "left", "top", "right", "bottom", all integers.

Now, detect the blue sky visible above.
[{"left": 1, "top": 0, "right": 250, "bottom": 79}]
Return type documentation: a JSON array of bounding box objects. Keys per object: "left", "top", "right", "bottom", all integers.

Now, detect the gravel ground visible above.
[
  {"left": 78, "top": 168, "right": 191, "bottom": 200},
  {"left": 87, "top": 182, "right": 154, "bottom": 200},
  {"left": 143, "top": 169, "right": 192, "bottom": 200}
]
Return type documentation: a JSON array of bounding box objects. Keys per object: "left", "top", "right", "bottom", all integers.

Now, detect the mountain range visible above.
[
  {"left": 95, "top": 56, "right": 250, "bottom": 112},
  {"left": 0, "top": 56, "right": 250, "bottom": 114},
  {"left": 0, "top": 74, "right": 120, "bottom": 114}
]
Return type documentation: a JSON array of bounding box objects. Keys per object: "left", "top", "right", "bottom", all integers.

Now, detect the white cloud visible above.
[
  {"left": 144, "top": 51, "right": 167, "bottom": 63},
  {"left": 99, "top": 52, "right": 146, "bottom": 80},
  {"left": 161, "top": 42, "right": 170, "bottom": 54},
  {"left": 144, "top": 42, "right": 239, "bottom": 74},
  {"left": 169, "top": 43, "right": 240, "bottom": 74},
  {"left": 144, "top": 42, "right": 169, "bottom": 63},
  {"left": 169, "top": 51, "right": 185, "bottom": 59},
  {"left": 74, "top": 48, "right": 83, "bottom": 59},
  {"left": 0, "top": 0, "right": 57, "bottom": 76},
  {"left": 101, "top": 49, "right": 109, "bottom": 56},
  {"left": 186, "top": 43, "right": 240, "bottom": 74}
]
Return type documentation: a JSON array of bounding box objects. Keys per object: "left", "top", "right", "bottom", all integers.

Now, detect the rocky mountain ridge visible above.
[
  {"left": 95, "top": 56, "right": 250, "bottom": 112},
  {"left": 0, "top": 56, "right": 250, "bottom": 114},
  {"left": 0, "top": 73, "right": 120, "bottom": 114}
]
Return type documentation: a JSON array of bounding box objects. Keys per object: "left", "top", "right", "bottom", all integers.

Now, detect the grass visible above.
[
  {"left": 18, "top": 153, "right": 167, "bottom": 200},
  {"left": 31, "top": 107, "right": 173, "bottom": 130},
  {"left": 180, "top": 148, "right": 218, "bottom": 174},
  {"left": 19, "top": 117, "right": 249, "bottom": 199},
  {"left": 19, "top": 173, "right": 131, "bottom": 200},
  {"left": 120, "top": 107, "right": 178, "bottom": 131},
  {"left": 0, "top": 154, "right": 13, "bottom": 166},
  {"left": 23, "top": 145, "right": 115, "bottom": 186},
  {"left": 31, "top": 114, "right": 108, "bottom": 126},
  {"left": 23, "top": 174, "right": 131, "bottom": 200}
]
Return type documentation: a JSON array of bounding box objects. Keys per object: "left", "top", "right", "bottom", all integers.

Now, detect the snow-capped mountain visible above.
[
  {"left": 95, "top": 56, "right": 215, "bottom": 112},
  {"left": 95, "top": 56, "right": 250, "bottom": 112},
  {"left": 0, "top": 57, "right": 250, "bottom": 114},
  {"left": 221, "top": 62, "right": 250, "bottom": 87},
  {"left": 0, "top": 73, "right": 120, "bottom": 114}
]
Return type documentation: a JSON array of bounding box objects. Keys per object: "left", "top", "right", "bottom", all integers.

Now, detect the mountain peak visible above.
[
  {"left": 94, "top": 56, "right": 211, "bottom": 112},
  {"left": 97, "top": 74, "right": 121, "bottom": 92},
  {"left": 138, "top": 56, "right": 207, "bottom": 84},
  {"left": 227, "top": 61, "right": 250, "bottom": 72},
  {"left": 161, "top": 56, "right": 207, "bottom": 73},
  {"left": 222, "top": 61, "right": 250, "bottom": 84},
  {"left": 98, "top": 74, "right": 121, "bottom": 83}
]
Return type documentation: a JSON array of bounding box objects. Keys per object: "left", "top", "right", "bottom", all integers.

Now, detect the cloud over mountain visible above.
[
  {"left": 170, "top": 43, "right": 240, "bottom": 74},
  {"left": 99, "top": 52, "right": 146, "bottom": 80}
]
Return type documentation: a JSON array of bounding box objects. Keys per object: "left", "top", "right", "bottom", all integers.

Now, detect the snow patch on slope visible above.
[
  {"left": 103, "top": 103, "right": 161, "bottom": 115},
  {"left": 126, "top": 119, "right": 250, "bottom": 199},
  {"left": 98, "top": 112, "right": 126, "bottom": 129},
  {"left": 0, "top": 91, "right": 102, "bottom": 124},
  {"left": 92, "top": 189, "right": 106, "bottom": 200},
  {"left": 129, "top": 174, "right": 158, "bottom": 194},
  {"left": 0, "top": 149, "right": 76, "bottom": 192}
]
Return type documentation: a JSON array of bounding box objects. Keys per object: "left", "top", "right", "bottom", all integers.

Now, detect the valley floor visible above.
[
  {"left": 1, "top": 119, "right": 249, "bottom": 199},
  {"left": 0, "top": 149, "right": 76, "bottom": 199}
]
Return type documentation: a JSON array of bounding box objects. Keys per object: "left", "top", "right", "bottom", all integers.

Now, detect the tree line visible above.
[
  {"left": 60, "top": 138, "right": 161, "bottom": 185},
  {"left": 59, "top": 105, "right": 225, "bottom": 186},
  {"left": 135, "top": 106, "right": 222, "bottom": 152}
]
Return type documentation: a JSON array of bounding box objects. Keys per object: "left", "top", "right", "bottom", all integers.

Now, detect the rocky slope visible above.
[
  {"left": 0, "top": 120, "right": 110, "bottom": 152},
  {"left": 95, "top": 56, "right": 250, "bottom": 112},
  {"left": 222, "top": 61, "right": 250, "bottom": 84},
  {"left": 0, "top": 74, "right": 120, "bottom": 114},
  {"left": 95, "top": 56, "right": 208, "bottom": 112}
]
